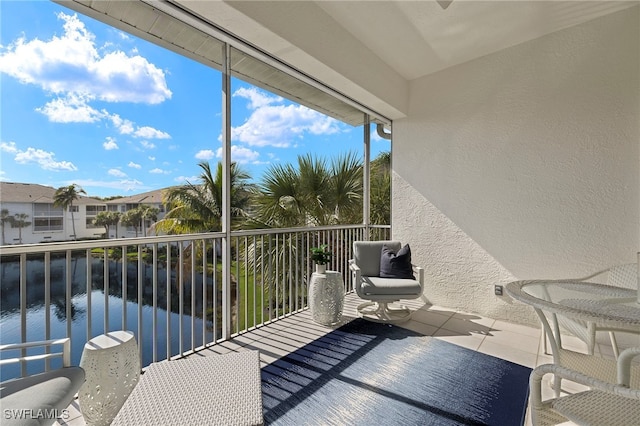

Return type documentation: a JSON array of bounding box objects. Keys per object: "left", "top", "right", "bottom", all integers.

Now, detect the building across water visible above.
[{"left": 0, "top": 182, "right": 167, "bottom": 245}]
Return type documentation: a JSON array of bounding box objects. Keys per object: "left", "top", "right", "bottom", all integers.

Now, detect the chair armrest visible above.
[
  {"left": 349, "top": 259, "right": 361, "bottom": 286},
  {"left": 531, "top": 363, "right": 640, "bottom": 409},
  {"left": 618, "top": 347, "right": 640, "bottom": 387},
  {"left": 412, "top": 265, "right": 424, "bottom": 287},
  {"left": 0, "top": 338, "right": 72, "bottom": 369}
]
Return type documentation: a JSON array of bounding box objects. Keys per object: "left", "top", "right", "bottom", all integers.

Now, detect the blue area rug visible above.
[{"left": 261, "top": 319, "right": 531, "bottom": 425}]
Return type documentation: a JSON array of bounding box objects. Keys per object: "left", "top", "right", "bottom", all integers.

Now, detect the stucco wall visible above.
[{"left": 392, "top": 7, "right": 639, "bottom": 326}]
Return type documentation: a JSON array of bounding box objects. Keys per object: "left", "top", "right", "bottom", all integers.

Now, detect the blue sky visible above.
[{"left": 0, "top": 1, "right": 389, "bottom": 198}]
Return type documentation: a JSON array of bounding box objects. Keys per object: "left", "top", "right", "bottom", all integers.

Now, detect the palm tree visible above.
[
  {"left": 1, "top": 209, "right": 13, "bottom": 245},
  {"left": 94, "top": 211, "right": 121, "bottom": 239},
  {"left": 327, "top": 151, "right": 363, "bottom": 223},
  {"left": 370, "top": 151, "right": 390, "bottom": 225},
  {"left": 139, "top": 205, "right": 159, "bottom": 236},
  {"left": 12, "top": 213, "right": 31, "bottom": 244},
  {"left": 53, "top": 184, "right": 86, "bottom": 240},
  {"left": 252, "top": 152, "right": 362, "bottom": 228},
  {"left": 121, "top": 207, "right": 145, "bottom": 237},
  {"left": 154, "top": 161, "right": 253, "bottom": 234},
  {"left": 246, "top": 152, "right": 363, "bottom": 315}
]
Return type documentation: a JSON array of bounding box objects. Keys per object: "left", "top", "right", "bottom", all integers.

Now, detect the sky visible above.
[{"left": 0, "top": 1, "right": 389, "bottom": 198}]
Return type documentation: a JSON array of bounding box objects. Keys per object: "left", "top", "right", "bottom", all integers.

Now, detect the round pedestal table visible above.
[
  {"left": 78, "top": 330, "right": 140, "bottom": 426},
  {"left": 309, "top": 270, "right": 345, "bottom": 325}
]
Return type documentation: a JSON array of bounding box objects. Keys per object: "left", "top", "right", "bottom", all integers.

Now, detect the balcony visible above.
[
  {"left": 3, "top": 224, "right": 615, "bottom": 426},
  {"left": 52, "top": 294, "right": 568, "bottom": 426}
]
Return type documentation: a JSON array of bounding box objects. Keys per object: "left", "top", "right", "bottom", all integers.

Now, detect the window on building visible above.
[
  {"left": 86, "top": 205, "right": 106, "bottom": 215},
  {"left": 85, "top": 205, "right": 106, "bottom": 228},
  {"left": 86, "top": 219, "right": 100, "bottom": 228},
  {"left": 33, "top": 204, "right": 63, "bottom": 231}
]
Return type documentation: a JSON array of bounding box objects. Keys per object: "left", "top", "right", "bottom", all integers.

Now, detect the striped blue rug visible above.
[{"left": 261, "top": 319, "right": 531, "bottom": 425}]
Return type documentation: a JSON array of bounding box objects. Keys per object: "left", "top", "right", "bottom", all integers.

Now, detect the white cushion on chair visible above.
[
  {"left": 361, "top": 276, "right": 422, "bottom": 296},
  {"left": 1, "top": 367, "right": 85, "bottom": 426}
]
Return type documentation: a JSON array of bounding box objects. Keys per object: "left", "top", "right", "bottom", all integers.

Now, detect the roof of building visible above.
[
  {"left": 104, "top": 188, "right": 170, "bottom": 205},
  {"left": 0, "top": 182, "right": 104, "bottom": 205}
]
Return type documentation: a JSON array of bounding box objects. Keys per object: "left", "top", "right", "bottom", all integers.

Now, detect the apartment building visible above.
[
  {"left": 0, "top": 183, "right": 168, "bottom": 244},
  {"left": 0, "top": 182, "right": 107, "bottom": 244}
]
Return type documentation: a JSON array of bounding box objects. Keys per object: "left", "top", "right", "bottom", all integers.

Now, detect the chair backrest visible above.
[
  {"left": 353, "top": 240, "right": 401, "bottom": 277},
  {"left": 607, "top": 263, "right": 637, "bottom": 289}
]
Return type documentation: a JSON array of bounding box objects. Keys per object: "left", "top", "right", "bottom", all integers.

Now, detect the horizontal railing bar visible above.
[
  {"left": 0, "top": 224, "right": 390, "bottom": 255},
  {"left": 0, "top": 338, "right": 70, "bottom": 351},
  {"left": 0, "top": 232, "right": 226, "bottom": 255},
  {"left": 229, "top": 223, "right": 371, "bottom": 237},
  {"left": 0, "top": 353, "right": 63, "bottom": 366}
]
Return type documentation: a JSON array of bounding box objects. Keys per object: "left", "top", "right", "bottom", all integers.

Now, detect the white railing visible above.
[{"left": 0, "top": 225, "right": 390, "bottom": 378}]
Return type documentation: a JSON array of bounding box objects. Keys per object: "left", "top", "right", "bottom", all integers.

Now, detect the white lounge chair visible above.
[
  {"left": 530, "top": 347, "right": 640, "bottom": 426},
  {"left": 0, "top": 338, "right": 85, "bottom": 426},
  {"left": 349, "top": 240, "right": 424, "bottom": 323}
]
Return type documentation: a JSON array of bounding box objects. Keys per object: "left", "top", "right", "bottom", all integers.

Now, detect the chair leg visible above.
[{"left": 357, "top": 301, "right": 412, "bottom": 323}]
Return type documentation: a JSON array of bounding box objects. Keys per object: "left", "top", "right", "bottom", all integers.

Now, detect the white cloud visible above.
[
  {"left": 134, "top": 126, "right": 170, "bottom": 139},
  {"left": 116, "top": 31, "right": 131, "bottom": 41},
  {"left": 0, "top": 141, "right": 19, "bottom": 153},
  {"left": 13, "top": 147, "right": 77, "bottom": 171},
  {"left": 72, "top": 178, "right": 147, "bottom": 193},
  {"left": 140, "top": 140, "right": 156, "bottom": 150},
  {"left": 1, "top": 14, "right": 173, "bottom": 138},
  {"left": 107, "top": 113, "right": 135, "bottom": 135},
  {"left": 231, "top": 88, "right": 343, "bottom": 148},
  {"left": 174, "top": 175, "right": 198, "bottom": 184},
  {"left": 215, "top": 145, "right": 262, "bottom": 164},
  {"left": 128, "top": 161, "right": 141, "bottom": 169},
  {"left": 195, "top": 150, "right": 215, "bottom": 160},
  {"left": 102, "top": 112, "right": 169, "bottom": 140},
  {"left": 36, "top": 97, "right": 170, "bottom": 142},
  {"left": 103, "top": 137, "right": 118, "bottom": 150},
  {"left": 233, "top": 87, "right": 282, "bottom": 109},
  {"left": 149, "top": 168, "right": 169, "bottom": 174},
  {"left": 0, "top": 12, "right": 171, "bottom": 104},
  {"left": 37, "top": 93, "right": 103, "bottom": 123},
  {"left": 148, "top": 156, "right": 155, "bottom": 161},
  {"left": 108, "top": 168, "right": 126, "bottom": 177}
]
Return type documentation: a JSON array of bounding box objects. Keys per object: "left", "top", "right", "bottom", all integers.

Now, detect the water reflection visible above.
[{"left": 0, "top": 253, "right": 222, "bottom": 380}]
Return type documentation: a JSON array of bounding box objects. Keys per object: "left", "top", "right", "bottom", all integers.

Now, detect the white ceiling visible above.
[
  {"left": 172, "top": 0, "right": 637, "bottom": 119},
  {"left": 187, "top": 1, "right": 637, "bottom": 81}
]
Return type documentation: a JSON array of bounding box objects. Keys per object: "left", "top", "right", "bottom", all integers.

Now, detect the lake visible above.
[{"left": 0, "top": 254, "right": 218, "bottom": 380}]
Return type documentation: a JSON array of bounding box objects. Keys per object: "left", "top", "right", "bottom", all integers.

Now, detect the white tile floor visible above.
[{"left": 60, "top": 293, "right": 603, "bottom": 426}]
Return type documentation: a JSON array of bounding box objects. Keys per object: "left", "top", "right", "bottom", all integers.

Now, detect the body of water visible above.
[{"left": 0, "top": 254, "right": 218, "bottom": 380}]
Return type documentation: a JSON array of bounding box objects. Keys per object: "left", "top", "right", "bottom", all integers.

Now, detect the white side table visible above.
[
  {"left": 309, "top": 270, "right": 345, "bottom": 325},
  {"left": 78, "top": 330, "right": 140, "bottom": 426}
]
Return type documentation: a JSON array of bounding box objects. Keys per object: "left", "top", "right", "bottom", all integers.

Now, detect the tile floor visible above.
[{"left": 60, "top": 293, "right": 602, "bottom": 425}]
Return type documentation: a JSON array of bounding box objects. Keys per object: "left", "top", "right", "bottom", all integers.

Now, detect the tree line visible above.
[
  {"left": 154, "top": 150, "right": 390, "bottom": 235},
  {"left": 0, "top": 151, "right": 390, "bottom": 243}
]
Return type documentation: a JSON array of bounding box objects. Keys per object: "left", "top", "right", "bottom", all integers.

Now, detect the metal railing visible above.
[{"left": 0, "top": 224, "right": 389, "bottom": 378}]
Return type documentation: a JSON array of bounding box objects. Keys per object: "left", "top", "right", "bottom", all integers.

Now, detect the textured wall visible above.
[{"left": 393, "top": 7, "right": 639, "bottom": 326}]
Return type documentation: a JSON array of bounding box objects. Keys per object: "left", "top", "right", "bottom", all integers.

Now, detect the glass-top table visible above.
[
  {"left": 506, "top": 280, "right": 640, "bottom": 333},
  {"left": 507, "top": 279, "right": 640, "bottom": 397}
]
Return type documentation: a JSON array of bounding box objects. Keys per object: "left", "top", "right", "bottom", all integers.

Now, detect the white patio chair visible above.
[
  {"left": 349, "top": 240, "right": 424, "bottom": 323},
  {"left": 0, "top": 338, "right": 85, "bottom": 426},
  {"left": 553, "top": 263, "right": 638, "bottom": 358},
  {"left": 530, "top": 347, "right": 640, "bottom": 426}
]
